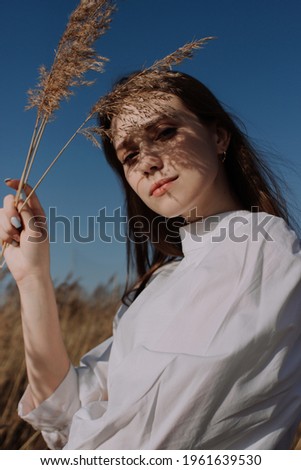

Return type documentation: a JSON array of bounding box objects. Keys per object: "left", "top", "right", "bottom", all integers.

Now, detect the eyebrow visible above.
[{"left": 115, "top": 114, "right": 178, "bottom": 153}]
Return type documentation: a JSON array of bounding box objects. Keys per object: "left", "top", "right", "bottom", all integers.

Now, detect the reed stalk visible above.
[
  {"left": 19, "top": 114, "right": 93, "bottom": 212},
  {"left": 0, "top": 0, "right": 115, "bottom": 266}
]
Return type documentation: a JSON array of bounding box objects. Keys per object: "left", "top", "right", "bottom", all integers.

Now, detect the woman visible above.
[{"left": 1, "top": 71, "right": 301, "bottom": 449}]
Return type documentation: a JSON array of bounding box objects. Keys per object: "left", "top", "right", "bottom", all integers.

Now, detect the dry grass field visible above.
[
  {"left": 0, "top": 269, "right": 300, "bottom": 450},
  {"left": 0, "top": 269, "right": 119, "bottom": 449}
]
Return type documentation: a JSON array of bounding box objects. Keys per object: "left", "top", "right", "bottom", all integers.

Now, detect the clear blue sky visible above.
[{"left": 0, "top": 0, "right": 301, "bottom": 291}]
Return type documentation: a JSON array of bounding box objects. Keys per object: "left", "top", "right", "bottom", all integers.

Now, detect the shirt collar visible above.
[{"left": 179, "top": 210, "right": 250, "bottom": 256}]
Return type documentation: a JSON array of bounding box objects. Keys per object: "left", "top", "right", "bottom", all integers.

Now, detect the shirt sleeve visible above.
[{"left": 18, "top": 333, "right": 114, "bottom": 449}]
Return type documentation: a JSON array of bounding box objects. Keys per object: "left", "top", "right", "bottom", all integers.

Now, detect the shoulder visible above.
[
  {"left": 224, "top": 213, "right": 301, "bottom": 320},
  {"left": 184, "top": 212, "right": 301, "bottom": 300},
  {"left": 181, "top": 210, "right": 300, "bottom": 258},
  {"left": 238, "top": 212, "right": 301, "bottom": 269},
  {"left": 214, "top": 211, "right": 297, "bottom": 246},
  {"left": 216, "top": 211, "right": 301, "bottom": 262},
  {"left": 235, "top": 211, "right": 299, "bottom": 245},
  {"left": 183, "top": 211, "right": 301, "bottom": 276}
]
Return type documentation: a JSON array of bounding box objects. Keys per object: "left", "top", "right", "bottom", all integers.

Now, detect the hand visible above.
[{"left": 0, "top": 179, "right": 50, "bottom": 285}]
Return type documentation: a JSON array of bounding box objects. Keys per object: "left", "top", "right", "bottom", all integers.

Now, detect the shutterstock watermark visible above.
[
  {"left": 203, "top": 214, "right": 274, "bottom": 243},
  {"left": 27, "top": 207, "right": 275, "bottom": 244}
]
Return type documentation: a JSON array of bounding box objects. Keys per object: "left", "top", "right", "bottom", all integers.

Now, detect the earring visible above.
[{"left": 220, "top": 151, "right": 227, "bottom": 163}]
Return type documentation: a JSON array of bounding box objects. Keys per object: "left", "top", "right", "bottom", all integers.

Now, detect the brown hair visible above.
[{"left": 98, "top": 71, "right": 291, "bottom": 303}]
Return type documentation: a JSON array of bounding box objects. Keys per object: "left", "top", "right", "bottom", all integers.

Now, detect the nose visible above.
[{"left": 139, "top": 143, "right": 163, "bottom": 175}]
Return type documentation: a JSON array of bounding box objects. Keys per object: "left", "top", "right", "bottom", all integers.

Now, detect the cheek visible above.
[
  {"left": 170, "top": 132, "right": 218, "bottom": 172},
  {"left": 175, "top": 149, "right": 219, "bottom": 184},
  {"left": 124, "top": 169, "right": 143, "bottom": 196}
]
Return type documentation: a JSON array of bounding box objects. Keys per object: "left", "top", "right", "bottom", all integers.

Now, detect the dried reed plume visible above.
[
  {"left": 17, "top": 0, "right": 116, "bottom": 202},
  {"left": 92, "top": 37, "right": 215, "bottom": 121},
  {"left": 80, "top": 37, "right": 216, "bottom": 146},
  {"left": 27, "top": 0, "right": 115, "bottom": 120},
  {"left": 0, "top": 0, "right": 116, "bottom": 266}
]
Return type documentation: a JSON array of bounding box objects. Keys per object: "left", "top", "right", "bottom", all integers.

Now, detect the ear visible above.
[{"left": 214, "top": 126, "right": 231, "bottom": 154}]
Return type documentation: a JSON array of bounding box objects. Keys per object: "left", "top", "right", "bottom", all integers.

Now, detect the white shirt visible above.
[{"left": 19, "top": 210, "right": 301, "bottom": 449}]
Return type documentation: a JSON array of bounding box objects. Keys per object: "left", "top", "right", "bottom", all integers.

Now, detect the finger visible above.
[
  {"left": 3, "top": 194, "right": 22, "bottom": 223},
  {"left": 0, "top": 227, "right": 19, "bottom": 246},
  {"left": 2, "top": 196, "right": 22, "bottom": 240},
  {"left": 16, "top": 199, "right": 35, "bottom": 228},
  {"left": 3, "top": 191, "right": 43, "bottom": 236},
  {"left": 5, "top": 179, "right": 45, "bottom": 217}
]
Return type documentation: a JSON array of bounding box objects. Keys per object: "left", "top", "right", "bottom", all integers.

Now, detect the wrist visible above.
[{"left": 17, "top": 270, "right": 53, "bottom": 295}]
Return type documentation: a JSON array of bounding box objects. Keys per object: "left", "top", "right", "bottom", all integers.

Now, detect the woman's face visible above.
[{"left": 112, "top": 93, "right": 238, "bottom": 221}]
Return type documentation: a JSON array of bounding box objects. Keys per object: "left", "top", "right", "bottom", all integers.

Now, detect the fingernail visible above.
[
  {"left": 11, "top": 216, "right": 22, "bottom": 229},
  {"left": 20, "top": 190, "right": 26, "bottom": 201},
  {"left": 4, "top": 178, "right": 12, "bottom": 183},
  {"left": 11, "top": 240, "right": 19, "bottom": 247}
]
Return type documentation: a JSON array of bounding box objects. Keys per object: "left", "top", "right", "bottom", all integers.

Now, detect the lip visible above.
[{"left": 150, "top": 176, "right": 179, "bottom": 196}]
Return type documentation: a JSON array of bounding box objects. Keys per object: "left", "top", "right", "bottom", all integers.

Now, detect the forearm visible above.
[{"left": 18, "top": 275, "right": 71, "bottom": 408}]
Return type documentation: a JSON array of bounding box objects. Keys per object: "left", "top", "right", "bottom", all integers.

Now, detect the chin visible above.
[
  {"left": 153, "top": 208, "right": 186, "bottom": 219},
  {"left": 148, "top": 197, "right": 197, "bottom": 220}
]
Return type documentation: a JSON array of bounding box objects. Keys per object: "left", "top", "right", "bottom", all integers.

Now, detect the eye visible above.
[
  {"left": 156, "top": 127, "right": 177, "bottom": 141},
  {"left": 122, "top": 150, "right": 139, "bottom": 166}
]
